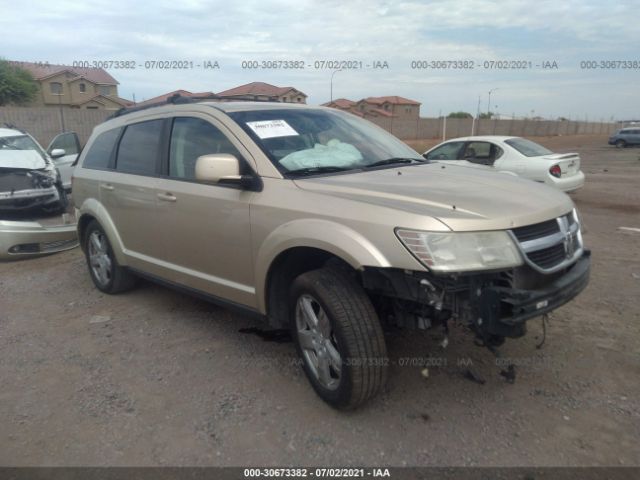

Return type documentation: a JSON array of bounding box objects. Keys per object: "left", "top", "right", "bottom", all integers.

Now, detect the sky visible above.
[{"left": 4, "top": 0, "right": 640, "bottom": 120}]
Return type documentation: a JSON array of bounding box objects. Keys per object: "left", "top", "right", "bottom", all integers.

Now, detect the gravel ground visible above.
[{"left": 0, "top": 135, "right": 638, "bottom": 467}]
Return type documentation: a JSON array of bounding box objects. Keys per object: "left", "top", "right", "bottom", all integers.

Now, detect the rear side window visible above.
[
  {"left": 116, "top": 120, "right": 164, "bottom": 175},
  {"left": 83, "top": 128, "right": 121, "bottom": 169}
]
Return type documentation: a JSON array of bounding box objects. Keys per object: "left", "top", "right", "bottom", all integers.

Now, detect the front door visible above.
[{"left": 156, "top": 116, "right": 256, "bottom": 308}]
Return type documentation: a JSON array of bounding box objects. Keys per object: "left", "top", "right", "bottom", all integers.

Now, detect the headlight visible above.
[
  {"left": 573, "top": 207, "right": 586, "bottom": 234},
  {"left": 396, "top": 229, "right": 523, "bottom": 272}
]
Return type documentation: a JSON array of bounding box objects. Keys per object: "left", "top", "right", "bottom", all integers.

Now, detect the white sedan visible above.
[{"left": 423, "top": 136, "right": 585, "bottom": 192}]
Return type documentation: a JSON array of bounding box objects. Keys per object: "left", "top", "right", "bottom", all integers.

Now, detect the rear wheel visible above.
[
  {"left": 84, "top": 220, "right": 136, "bottom": 294},
  {"left": 615, "top": 139, "right": 627, "bottom": 148},
  {"left": 290, "top": 266, "right": 388, "bottom": 409}
]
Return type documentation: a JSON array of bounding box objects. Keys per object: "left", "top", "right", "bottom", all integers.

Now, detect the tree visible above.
[
  {"left": 448, "top": 111, "right": 473, "bottom": 119},
  {"left": 0, "top": 60, "right": 39, "bottom": 106},
  {"left": 479, "top": 112, "right": 494, "bottom": 119}
]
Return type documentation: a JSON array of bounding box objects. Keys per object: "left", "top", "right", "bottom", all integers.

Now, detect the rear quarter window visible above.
[{"left": 82, "top": 128, "right": 122, "bottom": 169}]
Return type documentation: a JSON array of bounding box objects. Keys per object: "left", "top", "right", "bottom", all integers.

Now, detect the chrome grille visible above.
[
  {"left": 510, "top": 212, "right": 582, "bottom": 273},
  {"left": 512, "top": 219, "right": 559, "bottom": 242}
]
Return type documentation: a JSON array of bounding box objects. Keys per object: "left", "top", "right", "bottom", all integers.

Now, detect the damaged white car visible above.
[{"left": 0, "top": 127, "right": 69, "bottom": 213}]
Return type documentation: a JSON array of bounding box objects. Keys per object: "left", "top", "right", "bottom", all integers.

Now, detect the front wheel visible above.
[
  {"left": 615, "top": 139, "right": 627, "bottom": 148},
  {"left": 290, "top": 266, "right": 388, "bottom": 409}
]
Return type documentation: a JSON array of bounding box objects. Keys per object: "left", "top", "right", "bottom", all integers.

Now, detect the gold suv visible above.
[{"left": 74, "top": 99, "right": 590, "bottom": 409}]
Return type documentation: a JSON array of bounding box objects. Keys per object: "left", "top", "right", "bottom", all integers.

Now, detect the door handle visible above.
[
  {"left": 100, "top": 183, "right": 114, "bottom": 191},
  {"left": 157, "top": 192, "right": 177, "bottom": 202}
]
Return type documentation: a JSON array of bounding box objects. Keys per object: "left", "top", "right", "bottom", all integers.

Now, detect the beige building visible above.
[
  {"left": 217, "top": 82, "right": 307, "bottom": 103},
  {"left": 11, "top": 61, "right": 132, "bottom": 110},
  {"left": 323, "top": 96, "right": 421, "bottom": 120}
]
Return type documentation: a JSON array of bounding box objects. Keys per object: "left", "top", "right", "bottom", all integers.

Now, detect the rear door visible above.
[
  {"left": 47, "top": 132, "right": 81, "bottom": 190},
  {"left": 98, "top": 119, "right": 167, "bottom": 268},
  {"left": 155, "top": 115, "right": 256, "bottom": 307}
]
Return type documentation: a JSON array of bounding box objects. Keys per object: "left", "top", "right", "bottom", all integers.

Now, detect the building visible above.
[
  {"left": 322, "top": 98, "right": 356, "bottom": 111},
  {"left": 134, "top": 89, "right": 216, "bottom": 107},
  {"left": 10, "top": 61, "right": 132, "bottom": 110},
  {"left": 217, "top": 82, "right": 307, "bottom": 103},
  {"left": 355, "top": 96, "right": 421, "bottom": 119},
  {"left": 323, "top": 96, "right": 421, "bottom": 119}
]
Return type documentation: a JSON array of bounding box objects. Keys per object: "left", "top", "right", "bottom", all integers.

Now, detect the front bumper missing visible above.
[
  {"left": 0, "top": 216, "right": 78, "bottom": 260},
  {"left": 475, "top": 250, "right": 591, "bottom": 338}
]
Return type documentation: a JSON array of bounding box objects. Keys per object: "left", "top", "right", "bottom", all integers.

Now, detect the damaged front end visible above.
[
  {"left": 0, "top": 167, "right": 63, "bottom": 212},
  {"left": 363, "top": 210, "right": 591, "bottom": 346},
  {"left": 362, "top": 251, "right": 590, "bottom": 342}
]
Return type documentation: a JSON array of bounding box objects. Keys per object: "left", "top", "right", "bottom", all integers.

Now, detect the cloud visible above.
[{"left": 3, "top": 0, "right": 639, "bottom": 118}]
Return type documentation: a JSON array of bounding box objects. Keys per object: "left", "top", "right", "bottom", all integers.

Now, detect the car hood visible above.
[
  {"left": 293, "top": 163, "right": 574, "bottom": 231},
  {"left": 0, "top": 150, "right": 47, "bottom": 170}
]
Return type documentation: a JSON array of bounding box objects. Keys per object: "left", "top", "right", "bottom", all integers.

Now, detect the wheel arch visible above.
[
  {"left": 76, "top": 198, "right": 127, "bottom": 265},
  {"left": 256, "top": 219, "right": 391, "bottom": 327}
]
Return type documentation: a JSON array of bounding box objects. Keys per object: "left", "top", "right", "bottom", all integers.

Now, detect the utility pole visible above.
[
  {"left": 488, "top": 88, "right": 499, "bottom": 117},
  {"left": 330, "top": 69, "right": 342, "bottom": 103}
]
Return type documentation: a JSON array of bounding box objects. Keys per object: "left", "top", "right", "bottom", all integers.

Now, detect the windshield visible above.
[
  {"left": 504, "top": 137, "right": 553, "bottom": 157},
  {"left": 228, "top": 108, "right": 424, "bottom": 175},
  {"left": 0, "top": 135, "right": 47, "bottom": 159}
]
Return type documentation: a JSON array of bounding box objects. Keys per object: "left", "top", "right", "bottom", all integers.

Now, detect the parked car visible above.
[
  {"left": 0, "top": 127, "right": 69, "bottom": 213},
  {"left": 423, "top": 136, "right": 585, "bottom": 192},
  {"left": 608, "top": 127, "right": 640, "bottom": 148},
  {"left": 47, "top": 131, "right": 81, "bottom": 190},
  {"left": 73, "top": 100, "right": 590, "bottom": 409}
]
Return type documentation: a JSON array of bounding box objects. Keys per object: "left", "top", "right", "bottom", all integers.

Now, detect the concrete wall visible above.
[
  {"left": 0, "top": 106, "right": 618, "bottom": 150},
  {"left": 0, "top": 106, "right": 111, "bottom": 147},
  {"left": 368, "top": 116, "right": 618, "bottom": 140}
]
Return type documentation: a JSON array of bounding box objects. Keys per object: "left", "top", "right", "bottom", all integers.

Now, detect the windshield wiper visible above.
[
  {"left": 365, "top": 157, "right": 426, "bottom": 168},
  {"left": 286, "top": 166, "right": 355, "bottom": 177}
]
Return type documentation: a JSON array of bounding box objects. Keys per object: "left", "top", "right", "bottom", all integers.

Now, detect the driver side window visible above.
[
  {"left": 169, "top": 117, "right": 244, "bottom": 181},
  {"left": 425, "top": 141, "right": 465, "bottom": 160}
]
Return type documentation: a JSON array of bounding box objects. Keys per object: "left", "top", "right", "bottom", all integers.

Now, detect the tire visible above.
[
  {"left": 84, "top": 220, "right": 137, "bottom": 294},
  {"left": 290, "top": 266, "right": 388, "bottom": 409},
  {"left": 615, "top": 139, "right": 627, "bottom": 148}
]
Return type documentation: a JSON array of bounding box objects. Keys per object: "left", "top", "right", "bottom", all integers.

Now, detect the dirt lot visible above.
[{"left": 1, "top": 135, "right": 639, "bottom": 467}]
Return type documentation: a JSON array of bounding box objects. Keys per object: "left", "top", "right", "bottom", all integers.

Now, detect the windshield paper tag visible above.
[{"left": 246, "top": 120, "right": 299, "bottom": 139}]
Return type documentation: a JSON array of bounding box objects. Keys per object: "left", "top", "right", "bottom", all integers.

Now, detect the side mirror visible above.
[
  {"left": 50, "top": 148, "right": 66, "bottom": 159},
  {"left": 195, "top": 154, "right": 241, "bottom": 183},
  {"left": 195, "top": 153, "right": 262, "bottom": 191}
]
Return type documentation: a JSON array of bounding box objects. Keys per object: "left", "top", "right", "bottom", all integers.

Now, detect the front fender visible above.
[
  {"left": 77, "top": 198, "right": 128, "bottom": 266},
  {"left": 254, "top": 219, "right": 391, "bottom": 313}
]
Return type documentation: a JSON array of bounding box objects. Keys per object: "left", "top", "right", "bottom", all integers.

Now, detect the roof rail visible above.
[{"left": 108, "top": 93, "right": 221, "bottom": 119}]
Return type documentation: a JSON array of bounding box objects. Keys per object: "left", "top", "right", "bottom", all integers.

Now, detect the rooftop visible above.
[
  {"left": 362, "top": 96, "right": 421, "bottom": 106},
  {"left": 9, "top": 61, "right": 119, "bottom": 85},
  {"left": 217, "top": 81, "right": 304, "bottom": 97}
]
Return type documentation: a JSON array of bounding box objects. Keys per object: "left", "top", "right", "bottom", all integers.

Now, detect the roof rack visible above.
[{"left": 108, "top": 93, "right": 221, "bottom": 119}]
